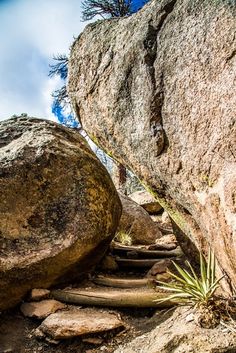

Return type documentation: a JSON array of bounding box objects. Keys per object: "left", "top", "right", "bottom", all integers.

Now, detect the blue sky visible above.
[{"left": 0, "top": 0, "right": 147, "bottom": 123}]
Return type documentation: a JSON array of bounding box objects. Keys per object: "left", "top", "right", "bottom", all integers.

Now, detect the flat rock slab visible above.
[
  {"left": 51, "top": 287, "right": 174, "bottom": 308},
  {"left": 20, "top": 300, "right": 66, "bottom": 319},
  {"left": 111, "top": 241, "right": 181, "bottom": 257},
  {"left": 36, "top": 308, "right": 124, "bottom": 340}
]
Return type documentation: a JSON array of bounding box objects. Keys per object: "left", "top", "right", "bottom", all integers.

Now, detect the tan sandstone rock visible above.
[
  {"left": 20, "top": 300, "right": 66, "bottom": 319},
  {"left": 68, "top": 0, "right": 236, "bottom": 291},
  {"left": 35, "top": 308, "right": 124, "bottom": 340},
  {"left": 118, "top": 193, "right": 162, "bottom": 245},
  {"left": 0, "top": 116, "right": 121, "bottom": 310},
  {"left": 129, "top": 190, "right": 162, "bottom": 214}
]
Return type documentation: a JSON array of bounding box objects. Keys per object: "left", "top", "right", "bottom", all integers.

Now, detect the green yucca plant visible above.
[{"left": 156, "top": 249, "right": 224, "bottom": 305}]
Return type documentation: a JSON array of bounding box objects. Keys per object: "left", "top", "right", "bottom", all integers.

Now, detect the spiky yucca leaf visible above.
[{"left": 155, "top": 249, "right": 224, "bottom": 305}]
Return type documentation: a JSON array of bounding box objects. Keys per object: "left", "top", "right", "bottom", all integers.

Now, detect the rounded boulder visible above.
[{"left": 0, "top": 116, "right": 121, "bottom": 310}]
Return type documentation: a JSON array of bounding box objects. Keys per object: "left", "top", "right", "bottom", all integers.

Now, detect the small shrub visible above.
[
  {"left": 115, "top": 230, "right": 132, "bottom": 246},
  {"left": 156, "top": 249, "right": 223, "bottom": 306}
]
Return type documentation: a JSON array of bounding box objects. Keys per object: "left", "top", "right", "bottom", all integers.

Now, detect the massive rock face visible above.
[
  {"left": 0, "top": 116, "right": 121, "bottom": 310},
  {"left": 68, "top": 0, "right": 236, "bottom": 291}
]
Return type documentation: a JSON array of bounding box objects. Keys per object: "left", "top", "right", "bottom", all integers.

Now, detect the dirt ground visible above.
[{"left": 0, "top": 303, "right": 171, "bottom": 353}]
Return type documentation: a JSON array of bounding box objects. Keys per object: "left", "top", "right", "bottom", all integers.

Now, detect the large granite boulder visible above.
[
  {"left": 118, "top": 193, "right": 162, "bottom": 245},
  {"left": 0, "top": 116, "right": 121, "bottom": 310},
  {"left": 68, "top": 0, "right": 236, "bottom": 291}
]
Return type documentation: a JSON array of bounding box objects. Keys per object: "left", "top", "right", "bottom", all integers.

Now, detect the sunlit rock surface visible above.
[
  {"left": 68, "top": 0, "right": 236, "bottom": 290},
  {"left": 0, "top": 116, "right": 121, "bottom": 310}
]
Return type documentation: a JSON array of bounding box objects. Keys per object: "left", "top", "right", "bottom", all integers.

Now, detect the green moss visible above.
[
  {"left": 89, "top": 134, "right": 100, "bottom": 147},
  {"left": 89, "top": 134, "right": 114, "bottom": 158},
  {"left": 106, "top": 150, "right": 114, "bottom": 158}
]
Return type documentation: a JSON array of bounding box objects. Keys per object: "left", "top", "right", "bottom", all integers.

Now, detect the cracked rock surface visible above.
[{"left": 68, "top": 0, "right": 236, "bottom": 290}]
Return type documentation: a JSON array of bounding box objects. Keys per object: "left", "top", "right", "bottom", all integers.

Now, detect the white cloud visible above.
[
  {"left": 42, "top": 76, "right": 63, "bottom": 122},
  {"left": 0, "top": 0, "right": 88, "bottom": 121}
]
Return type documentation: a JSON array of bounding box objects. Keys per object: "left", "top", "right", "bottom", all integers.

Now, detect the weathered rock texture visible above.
[
  {"left": 68, "top": 0, "right": 236, "bottom": 291},
  {"left": 129, "top": 190, "right": 162, "bottom": 214},
  {"left": 36, "top": 307, "right": 124, "bottom": 340},
  {"left": 118, "top": 193, "right": 162, "bottom": 244},
  {"left": 114, "top": 307, "right": 236, "bottom": 353},
  {"left": 0, "top": 116, "right": 121, "bottom": 310}
]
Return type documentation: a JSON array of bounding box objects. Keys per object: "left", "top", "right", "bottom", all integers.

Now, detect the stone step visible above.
[
  {"left": 51, "top": 287, "right": 174, "bottom": 308},
  {"left": 111, "top": 242, "right": 182, "bottom": 258},
  {"left": 115, "top": 257, "right": 177, "bottom": 268}
]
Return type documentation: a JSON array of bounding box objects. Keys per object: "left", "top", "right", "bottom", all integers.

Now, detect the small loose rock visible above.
[
  {"left": 29, "top": 289, "right": 50, "bottom": 301},
  {"left": 20, "top": 300, "right": 66, "bottom": 319},
  {"left": 36, "top": 307, "right": 124, "bottom": 340}
]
